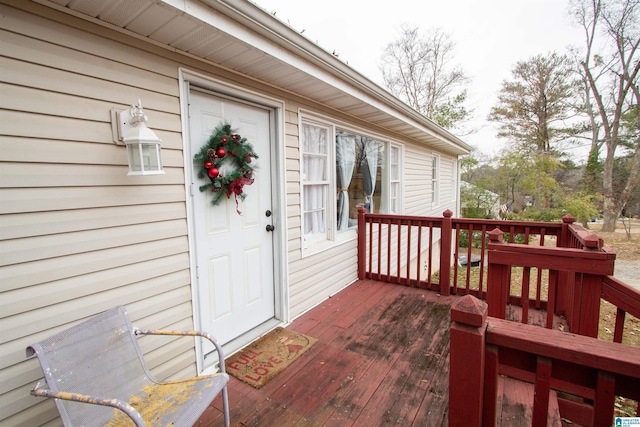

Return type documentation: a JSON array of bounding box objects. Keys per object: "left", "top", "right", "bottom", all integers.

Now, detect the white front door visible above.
[{"left": 188, "top": 89, "right": 276, "bottom": 366}]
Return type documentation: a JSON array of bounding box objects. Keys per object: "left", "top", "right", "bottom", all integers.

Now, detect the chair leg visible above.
[{"left": 222, "top": 386, "right": 230, "bottom": 427}]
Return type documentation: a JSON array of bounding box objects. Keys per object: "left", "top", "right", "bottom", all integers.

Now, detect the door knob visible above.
[{"left": 266, "top": 224, "right": 275, "bottom": 232}]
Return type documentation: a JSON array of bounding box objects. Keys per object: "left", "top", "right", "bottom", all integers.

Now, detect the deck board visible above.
[
  {"left": 197, "top": 280, "right": 456, "bottom": 426},
  {"left": 498, "top": 377, "right": 562, "bottom": 426},
  {"left": 197, "top": 280, "right": 563, "bottom": 426}
]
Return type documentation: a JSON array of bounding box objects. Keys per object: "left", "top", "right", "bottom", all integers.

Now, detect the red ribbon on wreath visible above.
[{"left": 227, "top": 177, "right": 255, "bottom": 214}]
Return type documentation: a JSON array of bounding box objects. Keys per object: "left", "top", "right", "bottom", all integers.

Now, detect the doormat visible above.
[{"left": 225, "top": 327, "right": 318, "bottom": 389}]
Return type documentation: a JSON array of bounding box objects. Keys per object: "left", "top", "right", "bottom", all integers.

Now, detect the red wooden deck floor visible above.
[
  {"left": 197, "top": 279, "right": 455, "bottom": 426},
  {"left": 197, "top": 279, "right": 564, "bottom": 426}
]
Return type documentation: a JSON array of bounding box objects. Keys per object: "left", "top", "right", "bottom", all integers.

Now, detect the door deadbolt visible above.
[{"left": 265, "top": 210, "right": 272, "bottom": 217}]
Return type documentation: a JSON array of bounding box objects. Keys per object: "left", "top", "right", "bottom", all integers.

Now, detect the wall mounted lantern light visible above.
[{"left": 112, "top": 100, "right": 164, "bottom": 175}]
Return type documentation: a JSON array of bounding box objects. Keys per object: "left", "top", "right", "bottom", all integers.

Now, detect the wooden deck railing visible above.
[
  {"left": 357, "top": 208, "right": 639, "bottom": 341},
  {"left": 356, "top": 208, "right": 446, "bottom": 291},
  {"left": 357, "top": 209, "right": 640, "bottom": 423},
  {"left": 448, "top": 215, "right": 567, "bottom": 299},
  {"left": 357, "top": 208, "right": 569, "bottom": 298},
  {"left": 486, "top": 227, "right": 640, "bottom": 345},
  {"left": 486, "top": 228, "right": 616, "bottom": 337},
  {"left": 449, "top": 295, "right": 640, "bottom": 426},
  {"left": 566, "top": 221, "right": 605, "bottom": 250},
  {"left": 602, "top": 275, "right": 640, "bottom": 343}
]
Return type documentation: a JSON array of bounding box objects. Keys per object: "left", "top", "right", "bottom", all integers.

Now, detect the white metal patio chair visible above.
[{"left": 26, "top": 305, "right": 230, "bottom": 427}]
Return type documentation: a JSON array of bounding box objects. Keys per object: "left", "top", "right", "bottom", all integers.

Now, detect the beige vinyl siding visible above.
[
  {"left": 0, "top": 4, "right": 192, "bottom": 425},
  {"left": 285, "top": 106, "right": 304, "bottom": 265},
  {"left": 403, "top": 143, "right": 457, "bottom": 217},
  {"left": 289, "top": 239, "right": 358, "bottom": 313},
  {"left": 439, "top": 156, "right": 455, "bottom": 205}
]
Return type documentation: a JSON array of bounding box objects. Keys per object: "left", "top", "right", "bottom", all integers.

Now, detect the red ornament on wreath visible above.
[
  {"left": 216, "top": 147, "right": 226, "bottom": 158},
  {"left": 208, "top": 167, "right": 219, "bottom": 178}
]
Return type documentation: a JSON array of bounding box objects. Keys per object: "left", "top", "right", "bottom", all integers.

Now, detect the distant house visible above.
[
  {"left": 460, "top": 181, "right": 501, "bottom": 218},
  {"left": 0, "top": 0, "right": 471, "bottom": 424}
]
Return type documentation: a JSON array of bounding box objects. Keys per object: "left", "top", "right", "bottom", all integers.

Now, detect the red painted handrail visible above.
[{"left": 601, "top": 275, "right": 640, "bottom": 344}]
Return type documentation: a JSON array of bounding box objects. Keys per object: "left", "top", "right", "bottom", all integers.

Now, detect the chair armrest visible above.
[
  {"left": 133, "top": 329, "right": 226, "bottom": 373},
  {"left": 30, "top": 381, "right": 148, "bottom": 427}
]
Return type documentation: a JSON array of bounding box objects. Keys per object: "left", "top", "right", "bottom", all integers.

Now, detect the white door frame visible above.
[{"left": 178, "top": 68, "right": 289, "bottom": 372}]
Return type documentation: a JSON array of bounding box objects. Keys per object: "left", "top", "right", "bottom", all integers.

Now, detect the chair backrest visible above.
[{"left": 27, "top": 306, "right": 154, "bottom": 426}]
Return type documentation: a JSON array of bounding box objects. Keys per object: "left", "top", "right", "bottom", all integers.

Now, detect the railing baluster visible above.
[
  {"left": 593, "top": 371, "right": 616, "bottom": 426},
  {"left": 465, "top": 227, "right": 473, "bottom": 293},
  {"left": 614, "top": 308, "right": 626, "bottom": 343},
  {"left": 547, "top": 270, "right": 558, "bottom": 329},
  {"left": 535, "top": 265, "right": 543, "bottom": 310},
  {"left": 440, "top": 210, "right": 453, "bottom": 296},
  {"left": 532, "top": 356, "right": 552, "bottom": 427},
  {"left": 357, "top": 207, "right": 366, "bottom": 280},
  {"left": 522, "top": 266, "right": 530, "bottom": 324},
  {"left": 405, "top": 221, "right": 412, "bottom": 284},
  {"left": 368, "top": 218, "right": 373, "bottom": 279},
  {"left": 453, "top": 224, "right": 460, "bottom": 294},
  {"left": 396, "top": 219, "right": 401, "bottom": 284},
  {"left": 384, "top": 218, "right": 389, "bottom": 282},
  {"left": 483, "top": 344, "right": 499, "bottom": 426},
  {"left": 478, "top": 225, "right": 487, "bottom": 297},
  {"left": 416, "top": 223, "right": 422, "bottom": 286},
  {"left": 427, "top": 224, "right": 433, "bottom": 288},
  {"left": 369, "top": 221, "right": 382, "bottom": 280}
]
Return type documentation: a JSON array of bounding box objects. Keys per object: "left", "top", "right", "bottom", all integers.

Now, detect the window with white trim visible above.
[
  {"left": 300, "top": 117, "right": 403, "bottom": 251},
  {"left": 389, "top": 145, "right": 401, "bottom": 213},
  {"left": 301, "top": 121, "right": 330, "bottom": 243},
  {"left": 431, "top": 154, "right": 440, "bottom": 206}
]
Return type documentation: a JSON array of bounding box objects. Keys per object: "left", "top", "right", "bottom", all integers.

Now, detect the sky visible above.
[{"left": 252, "top": 0, "right": 589, "bottom": 161}]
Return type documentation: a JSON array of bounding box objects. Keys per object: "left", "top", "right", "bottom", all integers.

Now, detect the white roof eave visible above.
[
  {"left": 198, "top": 0, "right": 472, "bottom": 155},
  {"left": 38, "top": 0, "right": 472, "bottom": 155}
]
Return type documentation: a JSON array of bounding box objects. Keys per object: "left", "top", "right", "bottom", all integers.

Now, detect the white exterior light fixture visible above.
[{"left": 114, "top": 100, "right": 164, "bottom": 176}]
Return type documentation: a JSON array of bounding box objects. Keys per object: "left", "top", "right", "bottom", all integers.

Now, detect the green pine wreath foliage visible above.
[{"left": 194, "top": 122, "right": 259, "bottom": 207}]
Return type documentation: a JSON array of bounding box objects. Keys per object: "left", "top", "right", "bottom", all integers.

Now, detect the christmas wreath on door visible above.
[{"left": 194, "top": 122, "right": 258, "bottom": 214}]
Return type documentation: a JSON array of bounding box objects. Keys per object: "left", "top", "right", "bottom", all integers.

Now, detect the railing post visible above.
[
  {"left": 487, "top": 228, "right": 508, "bottom": 319},
  {"left": 449, "top": 295, "right": 488, "bottom": 427},
  {"left": 557, "top": 215, "right": 576, "bottom": 319},
  {"left": 357, "top": 207, "right": 367, "bottom": 280},
  {"left": 576, "top": 272, "right": 604, "bottom": 338},
  {"left": 440, "top": 209, "right": 453, "bottom": 296},
  {"left": 560, "top": 214, "right": 575, "bottom": 248}
]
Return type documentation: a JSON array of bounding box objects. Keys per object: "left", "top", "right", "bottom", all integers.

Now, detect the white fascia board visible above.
[{"left": 161, "top": 0, "right": 472, "bottom": 154}]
